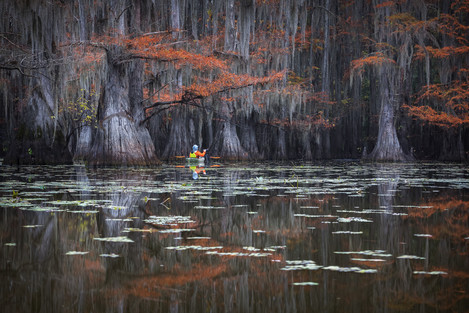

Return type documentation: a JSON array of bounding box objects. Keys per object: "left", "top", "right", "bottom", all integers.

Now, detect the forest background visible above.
[{"left": 0, "top": 0, "right": 468, "bottom": 166}]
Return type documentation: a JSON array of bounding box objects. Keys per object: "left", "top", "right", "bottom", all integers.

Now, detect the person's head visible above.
[{"left": 192, "top": 145, "right": 198, "bottom": 153}]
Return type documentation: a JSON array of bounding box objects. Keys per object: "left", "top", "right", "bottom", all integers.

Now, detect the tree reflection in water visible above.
[{"left": 0, "top": 162, "right": 468, "bottom": 312}]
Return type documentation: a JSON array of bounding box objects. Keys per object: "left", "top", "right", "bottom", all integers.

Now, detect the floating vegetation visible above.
[
  {"left": 100, "top": 253, "right": 120, "bottom": 258},
  {"left": 292, "top": 282, "right": 319, "bottom": 286},
  {"left": 144, "top": 215, "right": 195, "bottom": 225},
  {"left": 413, "top": 271, "right": 448, "bottom": 276},
  {"left": 159, "top": 228, "right": 195, "bottom": 233},
  {"left": 334, "top": 250, "right": 392, "bottom": 258},
  {"left": 243, "top": 246, "right": 261, "bottom": 251},
  {"left": 93, "top": 236, "right": 134, "bottom": 243},
  {"left": 0, "top": 199, "right": 34, "bottom": 207},
  {"left": 122, "top": 228, "right": 154, "bottom": 233},
  {"left": 1, "top": 161, "right": 467, "bottom": 308},
  {"left": 281, "top": 260, "right": 322, "bottom": 271},
  {"left": 67, "top": 209, "right": 99, "bottom": 214},
  {"left": 294, "top": 214, "right": 338, "bottom": 218},
  {"left": 397, "top": 255, "right": 426, "bottom": 260},
  {"left": 265, "top": 245, "right": 286, "bottom": 250},
  {"left": 337, "top": 209, "right": 384, "bottom": 215},
  {"left": 194, "top": 205, "right": 226, "bottom": 210},
  {"left": 46, "top": 200, "right": 99, "bottom": 206},
  {"left": 165, "top": 245, "right": 222, "bottom": 251},
  {"left": 322, "top": 266, "right": 378, "bottom": 274},
  {"left": 414, "top": 234, "right": 433, "bottom": 238},
  {"left": 105, "top": 218, "right": 133, "bottom": 222},
  {"left": 65, "top": 251, "right": 89, "bottom": 256},
  {"left": 104, "top": 206, "right": 128, "bottom": 211},
  {"left": 337, "top": 217, "right": 373, "bottom": 223},
  {"left": 350, "top": 258, "right": 387, "bottom": 262},
  {"left": 20, "top": 206, "right": 64, "bottom": 212},
  {"left": 332, "top": 231, "right": 363, "bottom": 235}
]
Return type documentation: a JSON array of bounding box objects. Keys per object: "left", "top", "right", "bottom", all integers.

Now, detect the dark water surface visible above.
[{"left": 1, "top": 161, "right": 468, "bottom": 312}]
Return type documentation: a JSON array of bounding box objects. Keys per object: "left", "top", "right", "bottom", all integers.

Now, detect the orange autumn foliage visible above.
[
  {"left": 404, "top": 81, "right": 469, "bottom": 128},
  {"left": 349, "top": 52, "right": 396, "bottom": 82},
  {"left": 404, "top": 0, "right": 469, "bottom": 128},
  {"left": 86, "top": 32, "right": 228, "bottom": 71},
  {"left": 375, "top": 1, "right": 395, "bottom": 9}
]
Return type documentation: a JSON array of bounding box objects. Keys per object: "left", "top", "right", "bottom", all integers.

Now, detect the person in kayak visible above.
[{"left": 190, "top": 145, "right": 206, "bottom": 158}]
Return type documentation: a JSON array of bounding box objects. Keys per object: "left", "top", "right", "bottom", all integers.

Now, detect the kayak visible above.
[{"left": 186, "top": 157, "right": 205, "bottom": 164}]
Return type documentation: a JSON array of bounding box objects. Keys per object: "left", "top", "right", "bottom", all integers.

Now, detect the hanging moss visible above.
[{"left": 0, "top": 0, "right": 466, "bottom": 164}]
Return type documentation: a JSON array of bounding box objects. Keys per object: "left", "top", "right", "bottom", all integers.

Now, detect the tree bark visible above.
[
  {"left": 364, "top": 0, "right": 413, "bottom": 162},
  {"left": 4, "top": 73, "right": 73, "bottom": 165},
  {"left": 365, "top": 65, "right": 412, "bottom": 161},
  {"left": 87, "top": 49, "right": 159, "bottom": 166},
  {"left": 212, "top": 101, "right": 248, "bottom": 160},
  {"left": 161, "top": 107, "right": 192, "bottom": 159},
  {"left": 224, "top": 0, "right": 236, "bottom": 52}
]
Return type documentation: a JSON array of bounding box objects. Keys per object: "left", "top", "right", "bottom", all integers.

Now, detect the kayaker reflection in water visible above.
[
  {"left": 190, "top": 145, "right": 206, "bottom": 158},
  {"left": 191, "top": 166, "right": 206, "bottom": 180}
]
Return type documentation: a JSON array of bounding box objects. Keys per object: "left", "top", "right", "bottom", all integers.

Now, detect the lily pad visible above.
[
  {"left": 323, "top": 266, "right": 377, "bottom": 273},
  {"left": 414, "top": 234, "right": 433, "bottom": 238},
  {"left": 292, "top": 282, "right": 319, "bottom": 286},
  {"left": 93, "top": 236, "right": 134, "bottom": 243},
  {"left": 413, "top": 271, "right": 448, "bottom": 276},
  {"left": 159, "top": 228, "right": 195, "bottom": 233},
  {"left": 66, "top": 251, "right": 89, "bottom": 255},
  {"left": 100, "top": 253, "right": 120, "bottom": 258},
  {"left": 194, "top": 205, "right": 225, "bottom": 210},
  {"left": 144, "top": 215, "right": 195, "bottom": 225},
  {"left": 350, "top": 258, "right": 387, "bottom": 262},
  {"left": 397, "top": 255, "right": 425, "bottom": 260},
  {"left": 337, "top": 217, "right": 373, "bottom": 223},
  {"left": 332, "top": 231, "right": 363, "bottom": 235},
  {"left": 281, "top": 260, "right": 322, "bottom": 271},
  {"left": 122, "top": 228, "right": 154, "bottom": 233},
  {"left": 23, "top": 225, "right": 43, "bottom": 228}
]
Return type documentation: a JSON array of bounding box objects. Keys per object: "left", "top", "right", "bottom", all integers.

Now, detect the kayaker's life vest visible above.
[{"left": 189, "top": 152, "right": 196, "bottom": 158}]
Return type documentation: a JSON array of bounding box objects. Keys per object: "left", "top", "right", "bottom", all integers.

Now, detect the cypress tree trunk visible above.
[
  {"left": 212, "top": 101, "right": 248, "bottom": 160},
  {"left": 4, "top": 73, "right": 73, "bottom": 165},
  {"left": 439, "top": 128, "right": 466, "bottom": 161},
  {"left": 87, "top": 49, "right": 159, "bottom": 166},
  {"left": 224, "top": 0, "right": 236, "bottom": 52},
  {"left": 321, "top": 0, "right": 332, "bottom": 159},
  {"left": 365, "top": 0, "right": 413, "bottom": 162},
  {"left": 239, "top": 112, "right": 260, "bottom": 159},
  {"left": 161, "top": 107, "right": 192, "bottom": 159},
  {"left": 365, "top": 65, "right": 412, "bottom": 161}
]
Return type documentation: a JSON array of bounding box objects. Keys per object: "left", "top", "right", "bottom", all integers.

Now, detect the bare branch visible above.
[
  {"left": 139, "top": 79, "right": 269, "bottom": 126},
  {"left": 0, "top": 34, "right": 29, "bottom": 53},
  {"left": 115, "top": 5, "right": 132, "bottom": 23},
  {"left": 140, "top": 82, "right": 172, "bottom": 104}
]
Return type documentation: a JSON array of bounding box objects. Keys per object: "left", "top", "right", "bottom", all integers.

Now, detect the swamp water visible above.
[{"left": 0, "top": 161, "right": 468, "bottom": 312}]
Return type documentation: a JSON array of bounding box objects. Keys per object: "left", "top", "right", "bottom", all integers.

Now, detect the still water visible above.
[{"left": 1, "top": 161, "right": 468, "bottom": 312}]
